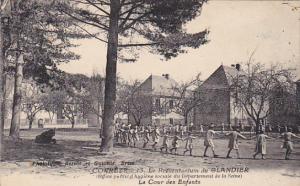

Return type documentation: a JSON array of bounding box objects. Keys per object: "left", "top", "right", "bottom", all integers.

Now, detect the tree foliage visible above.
[
  {"left": 5, "top": 0, "right": 88, "bottom": 87},
  {"left": 171, "top": 73, "right": 203, "bottom": 125},
  {"left": 57, "top": 0, "right": 209, "bottom": 152},
  {"left": 21, "top": 80, "right": 44, "bottom": 129},
  {"left": 230, "top": 62, "right": 296, "bottom": 131},
  {"left": 82, "top": 73, "right": 105, "bottom": 119},
  {"left": 57, "top": 0, "right": 208, "bottom": 60},
  {"left": 116, "top": 79, "right": 153, "bottom": 125}
]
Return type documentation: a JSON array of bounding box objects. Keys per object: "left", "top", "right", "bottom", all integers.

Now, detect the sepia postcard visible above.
[{"left": 0, "top": 0, "right": 299, "bottom": 186}]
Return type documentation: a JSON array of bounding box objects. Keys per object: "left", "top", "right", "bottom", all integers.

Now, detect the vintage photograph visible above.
[{"left": 0, "top": 0, "right": 299, "bottom": 186}]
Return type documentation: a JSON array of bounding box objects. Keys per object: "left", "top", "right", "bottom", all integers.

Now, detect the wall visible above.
[
  {"left": 194, "top": 88, "right": 230, "bottom": 129},
  {"left": 269, "top": 86, "right": 299, "bottom": 127}
]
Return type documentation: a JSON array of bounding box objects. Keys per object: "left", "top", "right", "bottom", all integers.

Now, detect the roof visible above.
[
  {"left": 138, "top": 75, "right": 179, "bottom": 97},
  {"left": 197, "top": 65, "right": 245, "bottom": 90},
  {"left": 223, "top": 65, "right": 246, "bottom": 86}
]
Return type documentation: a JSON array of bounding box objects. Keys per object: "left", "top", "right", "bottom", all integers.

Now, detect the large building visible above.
[
  {"left": 128, "top": 74, "right": 184, "bottom": 126},
  {"left": 268, "top": 80, "right": 300, "bottom": 130},
  {"left": 193, "top": 65, "right": 250, "bottom": 129}
]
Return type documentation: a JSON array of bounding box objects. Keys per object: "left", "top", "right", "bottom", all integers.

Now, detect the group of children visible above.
[
  {"left": 252, "top": 128, "right": 300, "bottom": 160},
  {"left": 114, "top": 123, "right": 300, "bottom": 160}
]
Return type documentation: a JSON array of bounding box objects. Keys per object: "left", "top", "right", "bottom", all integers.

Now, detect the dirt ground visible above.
[
  {"left": 0, "top": 130, "right": 300, "bottom": 186},
  {"left": 0, "top": 129, "right": 299, "bottom": 185}
]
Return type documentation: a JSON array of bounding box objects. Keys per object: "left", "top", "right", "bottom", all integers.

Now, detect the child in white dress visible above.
[
  {"left": 253, "top": 130, "right": 273, "bottom": 159},
  {"left": 183, "top": 132, "right": 197, "bottom": 156},
  {"left": 203, "top": 124, "right": 219, "bottom": 158},
  {"left": 225, "top": 128, "right": 247, "bottom": 159}
]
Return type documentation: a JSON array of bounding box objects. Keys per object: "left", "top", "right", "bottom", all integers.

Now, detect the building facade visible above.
[
  {"left": 193, "top": 65, "right": 250, "bottom": 129},
  {"left": 268, "top": 81, "right": 300, "bottom": 130},
  {"left": 128, "top": 74, "right": 184, "bottom": 126}
]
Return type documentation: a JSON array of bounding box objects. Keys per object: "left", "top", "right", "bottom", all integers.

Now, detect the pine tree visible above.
[{"left": 58, "top": 0, "right": 209, "bottom": 152}]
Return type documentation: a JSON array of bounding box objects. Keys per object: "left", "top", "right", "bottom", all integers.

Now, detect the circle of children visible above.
[{"left": 114, "top": 122, "right": 300, "bottom": 160}]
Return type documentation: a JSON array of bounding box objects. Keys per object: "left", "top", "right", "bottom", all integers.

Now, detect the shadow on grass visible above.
[
  {"left": 2, "top": 137, "right": 102, "bottom": 162},
  {"left": 281, "top": 173, "right": 300, "bottom": 178}
]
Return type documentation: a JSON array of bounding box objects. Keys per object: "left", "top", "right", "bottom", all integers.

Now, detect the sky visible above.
[{"left": 58, "top": 1, "right": 300, "bottom": 83}]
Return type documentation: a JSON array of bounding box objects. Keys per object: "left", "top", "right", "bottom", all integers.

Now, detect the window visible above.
[{"left": 170, "top": 118, "right": 174, "bottom": 125}]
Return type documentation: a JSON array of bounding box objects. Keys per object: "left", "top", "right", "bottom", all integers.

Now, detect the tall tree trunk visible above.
[
  {"left": 0, "top": 14, "right": 5, "bottom": 161},
  {"left": 100, "top": 0, "right": 120, "bottom": 153},
  {"left": 28, "top": 117, "right": 33, "bottom": 129},
  {"left": 1, "top": 71, "right": 7, "bottom": 132},
  {"left": 1, "top": 0, "right": 14, "bottom": 160},
  {"left": 255, "top": 119, "right": 260, "bottom": 135},
  {"left": 9, "top": 53, "right": 23, "bottom": 138},
  {"left": 71, "top": 119, "right": 75, "bottom": 128},
  {"left": 48, "top": 112, "right": 54, "bottom": 124},
  {"left": 184, "top": 113, "right": 188, "bottom": 125}
]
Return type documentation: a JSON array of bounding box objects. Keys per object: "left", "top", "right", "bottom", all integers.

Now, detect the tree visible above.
[
  {"left": 230, "top": 62, "right": 295, "bottom": 133},
  {"left": 9, "top": 53, "right": 23, "bottom": 138},
  {"left": 57, "top": 73, "right": 90, "bottom": 128},
  {"left": 82, "top": 73, "right": 105, "bottom": 126},
  {"left": 62, "top": 102, "right": 80, "bottom": 128},
  {"left": 21, "top": 80, "right": 44, "bottom": 129},
  {"left": 41, "top": 91, "right": 61, "bottom": 124},
  {"left": 0, "top": 0, "right": 12, "bottom": 160},
  {"left": 1, "top": 1, "right": 12, "bottom": 133},
  {"left": 42, "top": 90, "right": 81, "bottom": 128},
  {"left": 40, "top": 73, "right": 101, "bottom": 127},
  {"left": 1, "top": 68, "right": 13, "bottom": 133},
  {"left": 58, "top": 0, "right": 209, "bottom": 152},
  {"left": 116, "top": 80, "right": 152, "bottom": 126},
  {"left": 8, "top": 0, "right": 26, "bottom": 138},
  {"left": 171, "top": 73, "right": 202, "bottom": 126},
  {"left": 129, "top": 92, "right": 153, "bottom": 126},
  {"left": 6, "top": 0, "right": 88, "bottom": 137},
  {"left": 115, "top": 79, "right": 138, "bottom": 117}
]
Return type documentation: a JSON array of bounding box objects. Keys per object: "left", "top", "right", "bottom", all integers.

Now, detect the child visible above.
[
  {"left": 253, "top": 130, "right": 272, "bottom": 159},
  {"left": 183, "top": 132, "right": 197, "bottom": 156},
  {"left": 127, "top": 128, "right": 132, "bottom": 146},
  {"left": 151, "top": 126, "right": 160, "bottom": 150},
  {"left": 115, "top": 124, "right": 122, "bottom": 143},
  {"left": 114, "top": 122, "right": 120, "bottom": 142},
  {"left": 121, "top": 129, "right": 128, "bottom": 144},
  {"left": 160, "top": 131, "right": 171, "bottom": 153},
  {"left": 126, "top": 123, "right": 133, "bottom": 146},
  {"left": 129, "top": 125, "right": 139, "bottom": 147},
  {"left": 179, "top": 125, "right": 184, "bottom": 138},
  {"left": 203, "top": 124, "right": 218, "bottom": 158},
  {"left": 225, "top": 128, "right": 247, "bottom": 159},
  {"left": 199, "top": 124, "right": 204, "bottom": 136},
  {"left": 221, "top": 123, "right": 225, "bottom": 133},
  {"left": 280, "top": 127, "right": 300, "bottom": 160},
  {"left": 142, "top": 126, "right": 150, "bottom": 148},
  {"left": 170, "top": 132, "right": 182, "bottom": 154}
]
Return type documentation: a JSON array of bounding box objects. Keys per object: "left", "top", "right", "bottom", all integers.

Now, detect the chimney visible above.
[
  {"left": 235, "top": 64, "right": 241, "bottom": 71},
  {"left": 162, "top": 74, "right": 170, "bottom": 80}
]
